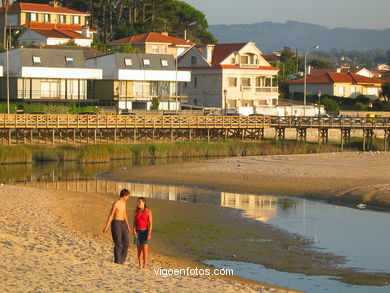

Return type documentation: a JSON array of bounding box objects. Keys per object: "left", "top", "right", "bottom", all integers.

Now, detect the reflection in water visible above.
[
  {"left": 18, "top": 178, "right": 222, "bottom": 205},
  {"left": 0, "top": 157, "right": 201, "bottom": 184},
  {"left": 221, "top": 192, "right": 297, "bottom": 222}
]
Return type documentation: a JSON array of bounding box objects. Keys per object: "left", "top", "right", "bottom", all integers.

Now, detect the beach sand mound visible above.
[{"left": 0, "top": 185, "right": 284, "bottom": 293}]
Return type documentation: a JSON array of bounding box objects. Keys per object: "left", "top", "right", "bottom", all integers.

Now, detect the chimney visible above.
[
  {"left": 200, "top": 44, "right": 215, "bottom": 63},
  {"left": 162, "top": 32, "right": 169, "bottom": 36},
  {"left": 82, "top": 26, "right": 90, "bottom": 38},
  {"left": 307, "top": 65, "right": 311, "bottom": 75},
  {"left": 50, "top": 1, "right": 59, "bottom": 7}
]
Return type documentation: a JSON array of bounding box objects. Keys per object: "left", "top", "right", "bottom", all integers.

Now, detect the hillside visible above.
[{"left": 209, "top": 21, "right": 390, "bottom": 52}]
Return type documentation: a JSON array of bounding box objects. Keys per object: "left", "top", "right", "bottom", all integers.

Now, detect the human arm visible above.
[
  {"left": 147, "top": 210, "right": 153, "bottom": 240},
  {"left": 124, "top": 210, "right": 131, "bottom": 233},
  {"left": 103, "top": 202, "right": 117, "bottom": 233},
  {"left": 133, "top": 210, "right": 138, "bottom": 238}
]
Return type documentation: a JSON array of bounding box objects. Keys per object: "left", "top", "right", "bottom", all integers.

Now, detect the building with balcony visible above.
[
  {"left": 0, "top": 48, "right": 102, "bottom": 103},
  {"left": 108, "top": 32, "right": 194, "bottom": 58},
  {"left": 85, "top": 53, "right": 191, "bottom": 110},
  {"left": 0, "top": 2, "right": 95, "bottom": 47},
  {"left": 178, "top": 42, "right": 279, "bottom": 114}
]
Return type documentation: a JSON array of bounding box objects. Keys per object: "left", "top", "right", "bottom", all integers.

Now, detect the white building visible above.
[
  {"left": 178, "top": 42, "right": 279, "bottom": 114},
  {"left": 85, "top": 53, "right": 191, "bottom": 110},
  {"left": 18, "top": 26, "right": 93, "bottom": 47},
  {"left": 0, "top": 48, "right": 102, "bottom": 102}
]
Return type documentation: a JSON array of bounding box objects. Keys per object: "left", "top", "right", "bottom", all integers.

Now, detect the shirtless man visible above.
[{"left": 103, "top": 189, "right": 131, "bottom": 264}]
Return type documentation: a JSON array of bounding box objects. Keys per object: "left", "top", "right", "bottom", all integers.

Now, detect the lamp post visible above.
[
  {"left": 304, "top": 45, "right": 320, "bottom": 116},
  {"left": 317, "top": 90, "right": 321, "bottom": 118},
  {"left": 6, "top": 30, "right": 12, "bottom": 114},
  {"left": 223, "top": 89, "right": 227, "bottom": 115}
]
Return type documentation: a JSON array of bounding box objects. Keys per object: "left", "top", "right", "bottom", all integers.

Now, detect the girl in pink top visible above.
[{"left": 133, "top": 197, "right": 153, "bottom": 268}]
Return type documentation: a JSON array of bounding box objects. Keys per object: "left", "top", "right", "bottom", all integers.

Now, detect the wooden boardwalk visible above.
[{"left": 0, "top": 114, "right": 389, "bottom": 150}]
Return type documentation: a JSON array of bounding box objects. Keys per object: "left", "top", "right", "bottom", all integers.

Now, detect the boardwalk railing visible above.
[
  {"left": 270, "top": 116, "right": 390, "bottom": 129},
  {"left": 0, "top": 114, "right": 389, "bottom": 149},
  {"left": 0, "top": 114, "right": 270, "bottom": 129}
]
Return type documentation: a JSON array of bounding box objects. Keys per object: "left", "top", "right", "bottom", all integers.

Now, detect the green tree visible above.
[
  {"left": 309, "top": 57, "right": 334, "bottom": 69},
  {"left": 381, "top": 83, "right": 390, "bottom": 102},
  {"left": 322, "top": 97, "right": 340, "bottom": 111},
  {"left": 111, "top": 44, "right": 141, "bottom": 53},
  {"left": 355, "top": 102, "right": 368, "bottom": 111},
  {"left": 355, "top": 95, "right": 370, "bottom": 105},
  {"left": 150, "top": 97, "right": 159, "bottom": 110}
]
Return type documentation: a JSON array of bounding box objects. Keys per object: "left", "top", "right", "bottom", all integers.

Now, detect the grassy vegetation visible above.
[
  {"left": 0, "top": 145, "right": 33, "bottom": 164},
  {"left": 0, "top": 140, "right": 347, "bottom": 165},
  {"left": 0, "top": 102, "right": 101, "bottom": 114}
]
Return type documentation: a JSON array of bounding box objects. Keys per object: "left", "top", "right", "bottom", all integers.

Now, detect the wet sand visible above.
[
  {"left": 107, "top": 152, "right": 390, "bottom": 209},
  {"left": 0, "top": 184, "right": 290, "bottom": 293}
]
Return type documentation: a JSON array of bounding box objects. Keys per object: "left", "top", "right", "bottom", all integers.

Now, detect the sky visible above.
[{"left": 183, "top": 0, "right": 390, "bottom": 30}]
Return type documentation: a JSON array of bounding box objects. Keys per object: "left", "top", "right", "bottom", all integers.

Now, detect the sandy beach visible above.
[
  {"left": 0, "top": 184, "right": 289, "bottom": 293},
  {"left": 108, "top": 152, "right": 390, "bottom": 209}
]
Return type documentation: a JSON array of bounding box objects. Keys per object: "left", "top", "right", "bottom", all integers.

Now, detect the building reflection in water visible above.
[
  {"left": 17, "top": 176, "right": 297, "bottom": 223},
  {"left": 221, "top": 192, "right": 297, "bottom": 222},
  {"left": 18, "top": 178, "right": 222, "bottom": 205}
]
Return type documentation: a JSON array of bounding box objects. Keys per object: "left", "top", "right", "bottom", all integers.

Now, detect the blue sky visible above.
[{"left": 183, "top": 0, "right": 390, "bottom": 30}]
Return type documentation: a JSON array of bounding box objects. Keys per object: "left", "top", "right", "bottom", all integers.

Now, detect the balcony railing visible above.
[
  {"left": 255, "top": 87, "right": 278, "bottom": 93},
  {"left": 239, "top": 64, "right": 258, "bottom": 68},
  {"left": 17, "top": 90, "right": 87, "bottom": 100}
]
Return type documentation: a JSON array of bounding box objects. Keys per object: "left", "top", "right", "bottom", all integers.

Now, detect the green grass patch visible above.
[{"left": 0, "top": 145, "right": 32, "bottom": 164}]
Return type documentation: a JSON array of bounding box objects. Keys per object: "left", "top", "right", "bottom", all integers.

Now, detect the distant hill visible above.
[{"left": 209, "top": 21, "right": 390, "bottom": 52}]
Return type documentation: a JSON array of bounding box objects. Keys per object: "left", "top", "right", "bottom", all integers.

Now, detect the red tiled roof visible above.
[
  {"left": 31, "top": 28, "right": 90, "bottom": 40},
  {"left": 22, "top": 22, "right": 96, "bottom": 32},
  {"left": 210, "top": 43, "right": 246, "bottom": 67},
  {"left": 287, "top": 72, "right": 384, "bottom": 85},
  {"left": 1, "top": 3, "right": 89, "bottom": 15},
  {"left": 109, "top": 32, "right": 194, "bottom": 46},
  {"left": 262, "top": 54, "right": 279, "bottom": 62}
]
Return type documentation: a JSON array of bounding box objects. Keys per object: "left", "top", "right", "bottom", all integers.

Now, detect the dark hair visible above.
[
  {"left": 137, "top": 197, "right": 147, "bottom": 210},
  {"left": 120, "top": 189, "right": 130, "bottom": 197}
]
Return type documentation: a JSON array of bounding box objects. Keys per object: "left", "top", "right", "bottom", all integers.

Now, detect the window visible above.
[
  {"left": 33, "top": 56, "right": 41, "bottom": 65},
  {"left": 161, "top": 59, "right": 169, "bottom": 67},
  {"left": 231, "top": 58, "right": 236, "bottom": 64},
  {"left": 242, "top": 78, "right": 251, "bottom": 86},
  {"left": 65, "top": 57, "right": 74, "bottom": 66},
  {"left": 43, "top": 14, "right": 51, "bottom": 23},
  {"left": 241, "top": 55, "right": 249, "bottom": 64},
  {"left": 58, "top": 15, "right": 66, "bottom": 23},
  {"left": 143, "top": 59, "right": 151, "bottom": 67},
  {"left": 228, "top": 77, "right": 237, "bottom": 87},
  {"left": 338, "top": 86, "right": 345, "bottom": 95},
  {"left": 191, "top": 56, "right": 197, "bottom": 65},
  {"left": 27, "top": 12, "right": 38, "bottom": 22},
  {"left": 152, "top": 46, "right": 159, "bottom": 54},
  {"left": 162, "top": 47, "right": 167, "bottom": 54},
  {"left": 194, "top": 77, "right": 198, "bottom": 87},
  {"left": 71, "top": 15, "right": 80, "bottom": 24},
  {"left": 351, "top": 86, "right": 356, "bottom": 93},
  {"left": 367, "top": 88, "right": 378, "bottom": 95},
  {"left": 124, "top": 58, "right": 132, "bottom": 66}
]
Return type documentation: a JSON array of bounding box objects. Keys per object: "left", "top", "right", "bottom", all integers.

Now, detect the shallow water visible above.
[
  {"left": 204, "top": 260, "right": 390, "bottom": 293},
  {"left": 5, "top": 160, "right": 390, "bottom": 291}
]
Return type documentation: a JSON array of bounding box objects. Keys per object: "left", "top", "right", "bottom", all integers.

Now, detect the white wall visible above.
[
  {"left": 118, "top": 70, "right": 191, "bottom": 82},
  {"left": 289, "top": 83, "right": 334, "bottom": 96},
  {"left": 21, "top": 67, "right": 102, "bottom": 79}
]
